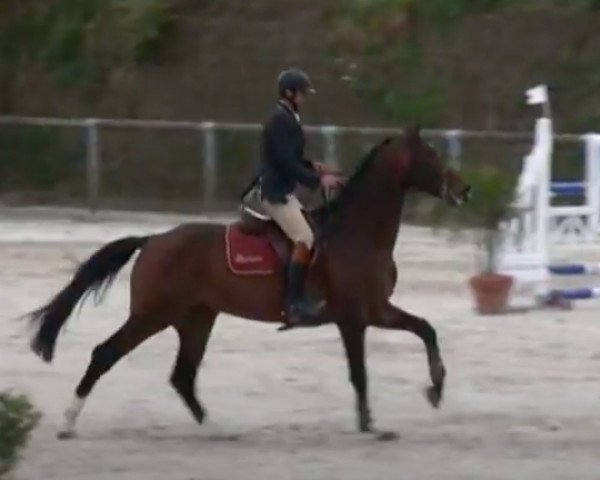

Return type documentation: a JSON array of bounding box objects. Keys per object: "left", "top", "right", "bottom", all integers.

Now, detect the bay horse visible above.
[{"left": 27, "top": 126, "right": 470, "bottom": 439}]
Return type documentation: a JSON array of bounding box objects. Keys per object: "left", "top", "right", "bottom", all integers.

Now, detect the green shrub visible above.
[{"left": 0, "top": 392, "right": 41, "bottom": 478}]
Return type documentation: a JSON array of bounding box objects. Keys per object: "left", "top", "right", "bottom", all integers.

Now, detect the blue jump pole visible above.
[
  {"left": 548, "top": 263, "right": 600, "bottom": 275},
  {"left": 548, "top": 287, "right": 600, "bottom": 300},
  {"left": 550, "top": 182, "right": 585, "bottom": 196}
]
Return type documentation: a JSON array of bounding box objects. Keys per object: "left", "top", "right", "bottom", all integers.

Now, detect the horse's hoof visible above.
[
  {"left": 375, "top": 430, "right": 399, "bottom": 442},
  {"left": 358, "top": 415, "right": 372, "bottom": 433},
  {"left": 57, "top": 430, "right": 76, "bottom": 440},
  {"left": 424, "top": 385, "right": 443, "bottom": 409},
  {"left": 358, "top": 419, "right": 373, "bottom": 433},
  {"left": 193, "top": 411, "right": 206, "bottom": 425}
]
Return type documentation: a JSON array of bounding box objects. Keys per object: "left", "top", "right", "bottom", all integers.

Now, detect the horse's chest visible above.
[{"left": 327, "top": 254, "right": 392, "bottom": 294}]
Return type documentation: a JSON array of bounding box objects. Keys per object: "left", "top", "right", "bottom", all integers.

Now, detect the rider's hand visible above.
[
  {"left": 320, "top": 173, "right": 345, "bottom": 190},
  {"left": 312, "top": 160, "right": 340, "bottom": 176}
]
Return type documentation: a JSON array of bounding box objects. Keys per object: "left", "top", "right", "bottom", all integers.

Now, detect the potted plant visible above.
[{"left": 429, "top": 165, "right": 517, "bottom": 314}]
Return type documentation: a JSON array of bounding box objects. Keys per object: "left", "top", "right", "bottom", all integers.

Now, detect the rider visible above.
[{"left": 259, "top": 68, "right": 338, "bottom": 327}]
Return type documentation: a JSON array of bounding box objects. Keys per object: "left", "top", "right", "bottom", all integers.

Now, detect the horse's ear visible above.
[
  {"left": 404, "top": 124, "right": 422, "bottom": 147},
  {"left": 405, "top": 124, "right": 422, "bottom": 139}
]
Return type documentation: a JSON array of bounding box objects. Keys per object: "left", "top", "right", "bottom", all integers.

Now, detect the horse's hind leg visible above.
[
  {"left": 370, "top": 303, "right": 446, "bottom": 408},
  {"left": 58, "top": 314, "right": 169, "bottom": 439},
  {"left": 170, "top": 307, "right": 217, "bottom": 424}
]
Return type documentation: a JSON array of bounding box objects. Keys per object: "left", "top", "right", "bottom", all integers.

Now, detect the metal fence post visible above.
[
  {"left": 321, "top": 125, "right": 339, "bottom": 167},
  {"left": 445, "top": 129, "right": 463, "bottom": 168},
  {"left": 85, "top": 118, "right": 101, "bottom": 212},
  {"left": 201, "top": 121, "right": 217, "bottom": 208}
]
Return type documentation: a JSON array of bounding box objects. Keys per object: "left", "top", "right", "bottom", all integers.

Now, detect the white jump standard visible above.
[{"left": 498, "top": 85, "right": 600, "bottom": 309}]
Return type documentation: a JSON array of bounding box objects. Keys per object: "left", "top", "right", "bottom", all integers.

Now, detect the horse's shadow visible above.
[{"left": 71, "top": 420, "right": 399, "bottom": 445}]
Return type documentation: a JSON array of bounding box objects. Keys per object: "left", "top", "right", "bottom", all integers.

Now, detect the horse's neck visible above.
[{"left": 328, "top": 163, "right": 406, "bottom": 252}]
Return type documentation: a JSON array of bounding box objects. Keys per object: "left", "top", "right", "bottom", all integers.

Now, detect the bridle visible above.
[{"left": 440, "top": 167, "right": 450, "bottom": 202}]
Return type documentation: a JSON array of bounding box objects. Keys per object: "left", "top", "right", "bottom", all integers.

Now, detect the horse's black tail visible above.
[{"left": 28, "top": 236, "right": 150, "bottom": 363}]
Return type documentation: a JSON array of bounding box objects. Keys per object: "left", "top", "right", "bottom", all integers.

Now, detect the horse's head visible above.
[{"left": 387, "top": 126, "right": 471, "bottom": 206}]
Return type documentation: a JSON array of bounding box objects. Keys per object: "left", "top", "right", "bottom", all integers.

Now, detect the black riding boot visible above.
[{"left": 285, "top": 244, "right": 323, "bottom": 326}]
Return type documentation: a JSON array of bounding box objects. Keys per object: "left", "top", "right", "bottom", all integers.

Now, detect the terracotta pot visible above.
[{"left": 469, "top": 273, "right": 513, "bottom": 315}]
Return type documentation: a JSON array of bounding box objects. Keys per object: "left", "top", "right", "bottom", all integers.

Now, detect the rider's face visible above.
[{"left": 292, "top": 91, "right": 306, "bottom": 108}]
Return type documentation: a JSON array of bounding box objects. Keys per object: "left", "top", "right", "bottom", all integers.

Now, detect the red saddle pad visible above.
[{"left": 225, "top": 225, "right": 280, "bottom": 275}]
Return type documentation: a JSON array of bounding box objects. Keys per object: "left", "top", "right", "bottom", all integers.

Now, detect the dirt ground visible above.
[{"left": 1, "top": 207, "right": 600, "bottom": 480}]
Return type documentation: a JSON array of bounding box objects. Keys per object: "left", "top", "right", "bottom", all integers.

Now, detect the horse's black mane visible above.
[
  {"left": 317, "top": 137, "right": 394, "bottom": 235},
  {"left": 326, "top": 137, "right": 393, "bottom": 214}
]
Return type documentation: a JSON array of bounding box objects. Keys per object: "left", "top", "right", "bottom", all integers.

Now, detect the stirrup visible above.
[{"left": 277, "top": 300, "right": 325, "bottom": 331}]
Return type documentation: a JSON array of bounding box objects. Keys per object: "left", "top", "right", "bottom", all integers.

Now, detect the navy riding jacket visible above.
[{"left": 258, "top": 101, "right": 321, "bottom": 203}]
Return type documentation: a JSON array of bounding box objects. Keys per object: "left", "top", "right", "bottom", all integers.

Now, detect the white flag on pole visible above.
[{"left": 525, "top": 85, "right": 548, "bottom": 105}]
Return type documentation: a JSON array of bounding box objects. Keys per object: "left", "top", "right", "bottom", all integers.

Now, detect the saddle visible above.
[
  {"left": 226, "top": 210, "right": 319, "bottom": 276},
  {"left": 226, "top": 179, "right": 342, "bottom": 276},
  {"left": 225, "top": 181, "right": 326, "bottom": 275}
]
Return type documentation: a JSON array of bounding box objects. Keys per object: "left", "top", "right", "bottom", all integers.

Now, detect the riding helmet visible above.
[{"left": 277, "top": 68, "right": 316, "bottom": 96}]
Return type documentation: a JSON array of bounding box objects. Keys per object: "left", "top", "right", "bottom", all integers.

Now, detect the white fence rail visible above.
[{"left": 0, "top": 115, "right": 584, "bottom": 211}]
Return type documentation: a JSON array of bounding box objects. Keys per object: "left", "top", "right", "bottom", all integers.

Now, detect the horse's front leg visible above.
[
  {"left": 370, "top": 303, "right": 446, "bottom": 408},
  {"left": 337, "top": 321, "right": 371, "bottom": 433}
]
